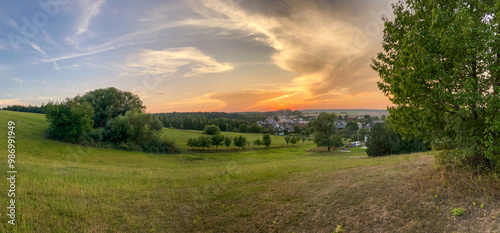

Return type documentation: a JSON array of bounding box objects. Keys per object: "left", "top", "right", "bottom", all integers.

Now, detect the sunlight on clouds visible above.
[
  {"left": 122, "top": 47, "right": 234, "bottom": 78},
  {"left": 182, "top": 0, "right": 393, "bottom": 110}
]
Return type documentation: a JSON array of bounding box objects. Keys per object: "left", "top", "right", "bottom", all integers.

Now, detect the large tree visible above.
[
  {"left": 78, "top": 87, "right": 145, "bottom": 128},
  {"left": 311, "top": 112, "right": 342, "bottom": 152},
  {"left": 372, "top": 0, "right": 500, "bottom": 170}
]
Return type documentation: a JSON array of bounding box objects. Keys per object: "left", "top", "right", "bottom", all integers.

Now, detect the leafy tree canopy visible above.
[
  {"left": 371, "top": 0, "right": 500, "bottom": 171},
  {"left": 79, "top": 87, "right": 145, "bottom": 128}
]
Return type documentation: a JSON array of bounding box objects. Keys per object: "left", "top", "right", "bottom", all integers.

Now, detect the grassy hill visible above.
[{"left": 0, "top": 110, "right": 499, "bottom": 232}]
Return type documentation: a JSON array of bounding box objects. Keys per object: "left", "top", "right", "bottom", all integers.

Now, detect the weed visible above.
[{"left": 452, "top": 208, "right": 465, "bottom": 217}]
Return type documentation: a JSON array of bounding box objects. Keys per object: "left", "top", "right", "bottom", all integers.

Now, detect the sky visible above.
[{"left": 0, "top": 0, "right": 396, "bottom": 113}]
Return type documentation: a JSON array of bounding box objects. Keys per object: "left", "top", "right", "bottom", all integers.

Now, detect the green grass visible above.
[
  {"left": 161, "top": 127, "right": 314, "bottom": 150},
  {"left": 0, "top": 110, "right": 499, "bottom": 232}
]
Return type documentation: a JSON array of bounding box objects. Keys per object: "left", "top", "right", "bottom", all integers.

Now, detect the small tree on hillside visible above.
[
  {"left": 203, "top": 124, "right": 220, "bottom": 135},
  {"left": 224, "top": 136, "right": 232, "bottom": 148},
  {"left": 198, "top": 135, "right": 211, "bottom": 150},
  {"left": 211, "top": 134, "right": 224, "bottom": 151},
  {"left": 290, "top": 136, "right": 297, "bottom": 145},
  {"left": 262, "top": 134, "right": 272, "bottom": 147},
  {"left": 301, "top": 135, "right": 306, "bottom": 144},
  {"left": 233, "top": 136, "right": 247, "bottom": 149},
  {"left": 186, "top": 138, "right": 199, "bottom": 149},
  {"left": 253, "top": 139, "right": 262, "bottom": 147},
  {"left": 284, "top": 136, "right": 291, "bottom": 146},
  {"left": 311, "top": 112, "right": 342, "bottom": 152}
]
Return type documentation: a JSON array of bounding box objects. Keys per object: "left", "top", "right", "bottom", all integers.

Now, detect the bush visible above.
[
  {"left": 262, "top": 134, "right": 272, "bottom": 147},
  {"left": 253, "top": 139, "right": 262, "bottom": 147},
  {"left": 366, "top": 122, "right": 429, "bottom": 157},
  {"left": 233, "top": 136, "right": 247, "bottom": 149},
  {"left": 203, "top": 124, "right": 220, "bottom": 135},
  {"left": 45, "top": 99, "right": 94, "bottom": 143}
]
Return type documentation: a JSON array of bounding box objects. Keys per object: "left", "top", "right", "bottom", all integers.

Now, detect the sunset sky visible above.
[{"left": 0, "top": 0, "right": 395, "bottom": 113}]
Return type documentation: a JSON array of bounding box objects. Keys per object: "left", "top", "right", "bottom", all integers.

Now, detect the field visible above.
[
  {"left": 161, "top": 128, "right": 315, "bottom": 150},
  {"left": 1, "top": 110, "right": 499, "bottom": 232}
]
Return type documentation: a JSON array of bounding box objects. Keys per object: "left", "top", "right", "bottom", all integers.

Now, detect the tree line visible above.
[{"left": 1, "top": 104, "right": 46, "bottom": 113}]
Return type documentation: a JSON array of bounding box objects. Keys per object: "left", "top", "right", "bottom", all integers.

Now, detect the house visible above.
[
  {"left": 363, "top": 120, "right": 385, "bottom": 131},
  {"left": 335, "top": 120, "right": 347, "bottom": 129}
]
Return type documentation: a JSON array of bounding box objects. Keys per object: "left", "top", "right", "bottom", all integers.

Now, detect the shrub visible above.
[
  {"left": 233, "top": 136, "right": 247, "bottom": 149},
  {"left": 253, "top": 139, "right": 262, "bottom": 147},
  {"left": 262, "top": 134, "right": 272, "bottom": 147},
  {"left": 203, "top": 124, "right": 220, "bottom": 135},
  {"left": 45, "top": 99, "right": 94, "bottom": 143},
  {"left": 452, "top": 208, "right": 465, "bottom": 217},
  {"left": 366, "top": 122, "right": 429, "bottom": 157}
]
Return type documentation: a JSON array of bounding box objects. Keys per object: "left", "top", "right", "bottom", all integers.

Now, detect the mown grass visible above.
[{"left": 0, "top": 110, "right": 499, "bottom": 232}]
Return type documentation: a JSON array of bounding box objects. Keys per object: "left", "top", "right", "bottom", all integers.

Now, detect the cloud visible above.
[
  {"left": 206, "top": 89, "right": 293, "bottom": 111},
  {"left": 10, "top": 77, "right": 24, "bottom": 85},
  {"left": 66, "top": 0, "right": 106, "bottom": 45},
  {"left": 122, "top": 47, "right": 234, "bottom": 78},
  {"left": 25, "top": 40, "right": 48, "bottom": 56},
  {"left": 0, "top": 98, "right": 22, "bottom": 107},
  {"left": 186, "top": 0, "right": 394, "bottom": 100}
]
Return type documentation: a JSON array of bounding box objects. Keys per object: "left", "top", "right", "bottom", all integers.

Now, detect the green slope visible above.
[{"left": 1, "top": 111, "right": 497, "bottom": 232}]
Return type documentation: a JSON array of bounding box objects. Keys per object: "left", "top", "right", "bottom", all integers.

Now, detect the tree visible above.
[
  {"left": 290, "top": 136, "right": 298, "bottom": 145},
  {"left": 203, "top": 124, "right": 220, "bottom": 135},
  {"left": 224, "top": 136, "right": 232, "bottom": 148},
  {"left": 366, "top": 122, "right": 429, "bottom": 157},
  {"left": 301, "top": 135, "right": 306, "bottom": 144},
  {"left": 211, "top": 134, "right": 225, "bottom": 151},
  {"left": 233, "top": 136, "right": 247, "bottom": 149},
  {"left": 197, "top": 135, "right": 211, "bottom": 150},
  {"left": 358, "top": 128, "right": 370, "bottom": 142},
  {"left": 381, "top": 115, "right": 386, "bottom": 121},
  {"left": 371, "top": 0, "right": 499, "bottom": 170},
  {"left": 284, "top": 136, "right": 291, "bottom": 146},
  {"left": 344, "top": 121, "right": 359, "bottom": 138},
  {"left": 311, "top": 112, "right": 342, "bottom": 152},
  {"left": 262, "top": 134, "right": 272, "bottom": 147},
  {"left": 253, "top": 139, "right": 262, "bottom": 147},
  {"left": 187, "top": 138, "right": 198, "bottom": 149},
  {"left": 45, "top": 99, "right": 94, "bottom": 143},
  {"left": 293, "top": 125, "right": 301, "bottom": 134},
  {"left": 248, "top": 123, "right": 261, "bottom": 133},
  {"left": 239, "top": 124, "right": 248, "bottom": 133},
  {"left": 78, "top": 87, "right": 145, "bottom": 128}
]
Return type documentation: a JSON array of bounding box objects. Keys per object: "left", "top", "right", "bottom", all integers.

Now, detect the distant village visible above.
[{"left": 257, "top": 112, "right": 386, "bottom": 136}]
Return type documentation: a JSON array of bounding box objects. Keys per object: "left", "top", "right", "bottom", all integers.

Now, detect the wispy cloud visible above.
[
  {"left": 66, "top": 0, "right": 106, "bottom": 45},
  {"left": 26, "top": 40, "right": 48, "bottom": 56},
  {"left": 10, "top": 77, "right": 24, "bottom": 85},
  {"left": 122, "top": 47, "right": 234, "bottom": 78}
]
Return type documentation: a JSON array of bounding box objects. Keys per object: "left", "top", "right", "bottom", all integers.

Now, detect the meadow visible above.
[{"left": 0, "top": 110, "right": 499, "bottom": 232}]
